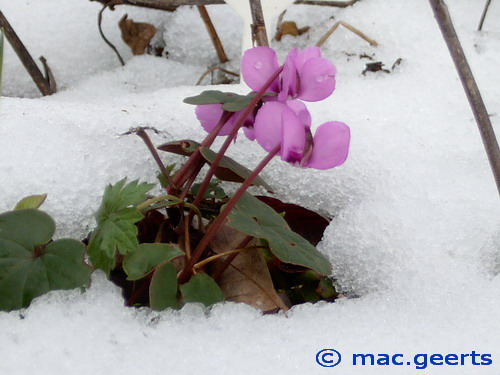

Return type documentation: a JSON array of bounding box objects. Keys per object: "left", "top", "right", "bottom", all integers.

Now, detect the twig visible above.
[
  {"left": 249, "top": 0, "right": 269, "bottom": 47},
  {"left": 0, "top": 11, "right": 54, "bottom": 96},
  {"left": 39, "top": 56, "right": 57, "bottom": 93},
  {"left": 97, "top": 4, "right": 125, "bottom": 66},
  {"left": 197, "top": 6, "right": 228, "bottom": 64},
  {"left": 429, "top": 0, "right": 500, "bottom": 197},
  {"left": 316, "top": 20, "right": 378, "bottom": 47},
  {"left": 295, "top": 0, "right": 360, "bottom": 7},
  {"left": 196, "top": 66, "right": 239, "bottom": 85},
  {"left": 478, "top": 0, "right": 492, "bottom": 31}
]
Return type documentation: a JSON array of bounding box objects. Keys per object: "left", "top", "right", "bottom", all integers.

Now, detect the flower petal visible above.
[
  {"left": 285, "top": 100, "right": 311, "bottom": 128},
  {"left": 280, "top": 106, "right": 306, "bottom": 164},
  {"left": 305, "top": 121, "right": 350, "bottom": 170},
  {"left": 293, "top": 46, "right": 322, "bottom": 72},
  {"left": 195, "top": 104, "right": 231, "bottom": 136},
  {"left": 254, "top": 101, "right": 287, "bottom": 152},
  {"left": 297, "top": 57, "right": 337, "bottom": 102},
  {"left": 241, "top": 47, "right": 280, "bottom": 93},
  {"left": 278, "top": 49, "right": 298, "bottom": 102}
]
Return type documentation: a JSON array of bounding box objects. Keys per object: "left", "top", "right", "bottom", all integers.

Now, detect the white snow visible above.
[{"left": 0, "top": 0, "right": 499, "bottom": 374}]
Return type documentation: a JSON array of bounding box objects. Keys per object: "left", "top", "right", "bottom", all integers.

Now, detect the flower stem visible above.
[
  {"left": 193, "top": 245, "right": 266, "bottom": 270},
  {"left": 192, "top": 66, "right": 284, "bottom": 208},
  {"left": 178, "top": 143, "right": 281, "bottom": 284},
  {"left": 169, "top": 111, "right": 234, "bottom": 195},
  {"left": 136, "top": 128, "right": 176, "bottom": 191}
]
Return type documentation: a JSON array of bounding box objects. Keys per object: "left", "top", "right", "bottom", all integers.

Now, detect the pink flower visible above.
[
  {"left": 241, "top": 46, "right": 337, "bottom": 102},
  {"left": 195, "top": 104, "right": 255, "bottom": 137},
  {"left": 253, "top": 101, "right": 350, "bottom": 170}
]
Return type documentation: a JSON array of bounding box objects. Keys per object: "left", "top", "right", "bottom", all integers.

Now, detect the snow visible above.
[{"left": 1, "top": 0, "right": 499, "bottom": 374}]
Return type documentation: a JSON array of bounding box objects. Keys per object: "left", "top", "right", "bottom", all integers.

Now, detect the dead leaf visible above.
[
  {"left": 210, "top": 225, "right": 289, "bottom": 312},
  {"left": 119, "top": 15, "right": 157, "bottom": 55},
  {"left": 275, "top": 21, "right": 310, "bottom": 41}
]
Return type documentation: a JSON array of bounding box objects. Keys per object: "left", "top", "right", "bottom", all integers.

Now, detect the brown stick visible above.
[
  {"left": 0, "top": 11, "right": 54, "bottom": 96},
  {"left": 97, "top": 5, "right": 125, "bottom": 66},
  {"left": 197, "top": 6, "right": 228, "bottom": 64},
  {"left": 249, "top": 0, "right": 269, "bottom": 47},
  {"left": 91, "top": 0, "right": 360, "bottom": 8},
  {"left": 316, "top": 20, "right": 378, "bottom": 48},
  {"left": 429, "top": 0, "right": 500, "bottom": 197},
  {"left": 196, "top": 66, "right": 239, "bottom": 85},
  {"left": 478, "top": 0, "right": 492, "bottom": 31}
]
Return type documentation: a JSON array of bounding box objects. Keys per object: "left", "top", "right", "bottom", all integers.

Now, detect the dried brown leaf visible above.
[
  {"left": 275, "top": 21, "right": 310, "bottom": 41},
  {"left": 210, "top": 225, "right": 289, "bottom": 312},
  {"left": 119, "top": 15, "right": 157, "bottom": 55}
]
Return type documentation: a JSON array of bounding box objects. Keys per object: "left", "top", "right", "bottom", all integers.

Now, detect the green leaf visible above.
[
  {"left": 87, "top": 179, "right": 155, "bottom": 274},
  {"left": 183, "top": 90, "right": 238, "bottom": 105},
  {"left": 0, "top": 209, "right": 92, "bottom": 311},
  {"left": 14, "top": 194, "right": 48, "bottom": 210},
  {"left": 123, "top": 243, "right": 184, "bottom": 280},
  {"left": 183, "top": 91, "right": 276, "bottom": 109},
  {"left": 149, "top": 262, "right": 179, "bottom": 311},
  {"left": 191, "top": 181, "right": 227, "bottom": 200},
  {"left": 199, "top": 147, "right": 273, "bottom": 192},
  {"left": 226, "top": 193, "right": 332, "bottom": 276},
  {"left": 180, "top": 273, "right": 225, "bottom": 307}
]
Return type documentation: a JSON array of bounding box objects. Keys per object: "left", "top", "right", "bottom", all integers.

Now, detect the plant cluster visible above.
[{"left": 0, "top": 46, "right": 350, "bottom": 313}]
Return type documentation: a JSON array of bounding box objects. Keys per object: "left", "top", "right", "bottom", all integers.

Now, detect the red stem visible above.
[
  {"left": 178, "top": 144, "right": 281, "bottom": 284},
  {"left": 192, "top": 66, "right": 284, "bottom": 207}
]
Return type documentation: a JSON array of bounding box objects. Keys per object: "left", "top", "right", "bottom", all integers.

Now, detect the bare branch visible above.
[
  {"left": 429, "top": 0, "right": 500, "bottom": 197},
  {"left": 0, "top": 11, "right": 54, "bottom": 95},
  {"left": 316, "top": 20, "right": 378, "bottom": 48}
]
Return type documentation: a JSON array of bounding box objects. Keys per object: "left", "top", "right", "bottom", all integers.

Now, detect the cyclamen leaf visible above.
[
  {"left": 226, "top": 193, "right": 332, "bottom": 276},
  {"left": 0, "top": 209, "right": 91, "bottom": 311},
  {"left": 123, "top": 243, "right": 184, "bottom": 280},
  {"left": 149, "top": 262, "right": 179, "bottom": 311},
  {"left": 199, "top": 147, "right": 273, "bottom": 192},
  {"left": 180, "top": 273, "right": 225, "bottom": 307},
  {"left": 183, "top": 90, "right": 240, "bottom": 105},
  {"left": 14, "top": 194, "right": 48, "bottom": 210},
  {"left": 88, "top": 179, "right": 155, "bottom": 273}
]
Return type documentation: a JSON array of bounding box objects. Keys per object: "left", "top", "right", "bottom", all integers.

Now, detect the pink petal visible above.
[
  {"left": 241, "top": 47, "right": 280, "bottom": 93},
  {"left": 305, "top": 121, "right": 350, "bottom": 170},
  {"left": 253, "top": 101, "right": 287, "bottom": 152},
  {"left": 195, "top": 104, "right": 232, "bottom": 136},
  {"left": 297, "top": 57, "right": 337, "bottom": 102},
  {"left": 285, "top": 100, "right": 311, "bottom": 128},
  {"left": 278, "top": 49, "right": 298, "bottom": 101},
  {"left": 293, "top": 46, "right": 322, "bottom": 72},
  {"left": 280, "top": 106, "right": 306, "bottom": 164}
]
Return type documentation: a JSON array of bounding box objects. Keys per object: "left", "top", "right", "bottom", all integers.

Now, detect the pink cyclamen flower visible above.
[
  {"left": 195, "top": 104, "right": 255, "bottom": 137},
  {"left": 242, "top": 46, "right": 337, "bottom": 102},
  {"left": 254, "top": 101, "right": 350, "bottom": 170}
]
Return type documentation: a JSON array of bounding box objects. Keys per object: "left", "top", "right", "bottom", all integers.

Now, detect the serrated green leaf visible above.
[
  {"left": 180, "top": 273, "right": 224, "bottom": 307},
  {"left": 88, "top": 179, "right": 155, "bottom": 273},
  {"left": 0, "top": 210, "right": 92, "bottom": 311},
  {"left": 199, "top": 147, "right": 273, "bottom": 192},
  {"left": 226, "top": 193, "right": 332, "bottom": 276},
  {"left": 14, "top": 194, "right": 48, "bottom": 210},
  {"left": 123, "top": 243, "right": 184, "bottom": 280},
  {"left": 149, "top": 262, "right": 179, "bottom": 311}
]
